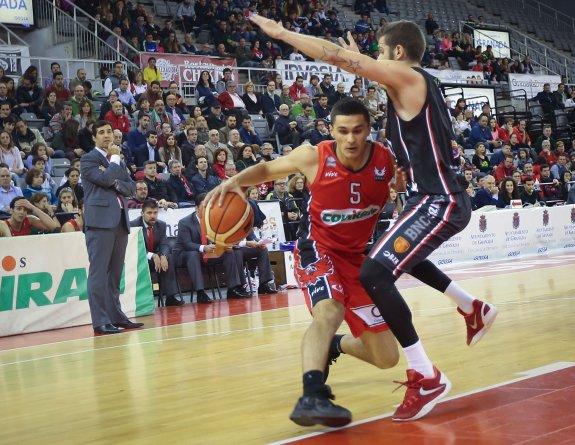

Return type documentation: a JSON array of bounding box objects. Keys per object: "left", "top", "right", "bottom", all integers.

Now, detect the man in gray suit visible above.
[
  {"left": 81, "top": 120, "right": 143, "bottom": 335},
  {"left": 173, "top": 193, "right": 251, "bottom": 302},
  {"left": 130, "top": 198, "right": 184, "bottom": 306}
]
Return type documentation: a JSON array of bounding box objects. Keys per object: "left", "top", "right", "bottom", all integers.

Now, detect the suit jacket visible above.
[
  {"left": 134, "top": 143, "right": 162, "bottom": 168},
  {"left": 473, "top": 188, "right": 498, "bottom": 209},
  {"left": 260, "top": 93, "right": 281, "bottom": 114},
  {"left": 130, "top": 217, "right": 171, "bottom": 256},
  {"left": 174, "top": 212, "right": 203, "bottom": 253},
  {"left": 80, "top": 148, "right": 135, "bottom": 229},
  {"left": 167, "top": 174, "right": 195, "bottom": 202},
  {"left": 206, "top": 112, "right": 226, "bottom": 130}
]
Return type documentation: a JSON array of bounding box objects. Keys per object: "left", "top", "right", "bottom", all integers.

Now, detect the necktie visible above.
[
  {"left": 106, "top": 154, "right": 111, "bottom": 161},
  {"left": 147, "top": 226, "right": 155, "bottom": 252}
]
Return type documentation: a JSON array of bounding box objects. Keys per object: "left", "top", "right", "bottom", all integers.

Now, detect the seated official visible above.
[
  {"left": 520, "top": 176, "right": 539, "bottom": 206},
  {"left": 173, "top": 193, "right": 251, "bottom": 303},
  {"left": 235, "top": 231, "right": 277, "bottom": 295},
  {"left": 473, "top": 175, "right": 499, "bottom": 209},
  {"left": 130, "top": 199, "right": 184, "bottom": 306}
]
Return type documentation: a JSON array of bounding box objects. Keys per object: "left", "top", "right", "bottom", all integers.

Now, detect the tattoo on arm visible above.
[
  {"left": 321, "top": 47, "right": 347, "bottom": 65},
  {"left": 321, "top": 46, "right": 362, "bottom": 74},
  {"left": 346, "top": 60, "right": 361, "bottom": 73}
]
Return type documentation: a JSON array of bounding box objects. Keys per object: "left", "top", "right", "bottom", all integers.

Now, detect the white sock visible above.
[
  {"left": 444, "top": 282, "right": 475, "bottom": 314},
  {"left": 403, "top": 340, "right": 434, "bottom": 378}
]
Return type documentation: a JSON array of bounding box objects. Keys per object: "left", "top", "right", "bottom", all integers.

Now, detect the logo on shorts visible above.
[
  {"left": 309, "top": 284, "right": 325, "bottom": 298},
  {"left": 298, "top": 255, "right": 334, "bottom": 286},
  {"left": 393, "top": 236, "right": 410, "bottom": 254},
  {"left": 374, "top": 166, "right": 386, "bottom": 181},
  {"left": 326, "top": 156, "right": 337, "bottom": 167},
  {"left": 543, "top": 210, "right": 549, "bottom": 226},
  {"left": 351, "top": 304, "right": 386, "bottom": 328},
  {"left": 479, "top": 215, "right": 487, "bottom": 232},
  {"left": 512, "top": 212, "right": 520, "bottom": 229}
]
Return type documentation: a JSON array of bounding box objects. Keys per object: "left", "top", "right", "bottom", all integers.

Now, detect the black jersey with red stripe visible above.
[{"left": 385, "top": 67, "right": 463, "bottom": 195}]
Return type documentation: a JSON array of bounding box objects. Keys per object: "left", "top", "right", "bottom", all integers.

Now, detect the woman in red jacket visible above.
[{"left": 211, "top": 148, "right": 228, "bottom": 179}]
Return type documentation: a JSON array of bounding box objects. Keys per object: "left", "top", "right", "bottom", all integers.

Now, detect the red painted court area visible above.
[{"left": 287, "top": 366, "right": 575, "bottom": 445}]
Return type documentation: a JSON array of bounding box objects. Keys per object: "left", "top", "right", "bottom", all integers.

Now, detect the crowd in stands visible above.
[
  {"left": 450, "top": 92, "right": 575, "bottom": 210},
  {"left": 69, "top": 0, "right": 550, "bottom": 85}
]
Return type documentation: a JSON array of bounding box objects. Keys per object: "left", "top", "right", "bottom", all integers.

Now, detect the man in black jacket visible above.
[
  {"left": 205, "top": 104, "right": 227, "bottom": 130},
  {"left": 261, "top": 80, "right": 282, "bottom": 129},
  {"left": 133, "top": 130, "right": 166, "bottom": 172},
  {"left": 143, "top": 161, "right": 178, "bottom": 207},
  {"left": 275, "top": 104, "right": 300, "bottom": 146},
  {"left": 130, "top": 198, "right": 184, "bottom": 306},
  {"left": 173, "top": 194, "right": 251, "bottom": 302},
  {"left": 167, "top": 160, "right": 195, "bottom": 206},
  {"left": 15, "top": 76, "right": 43, "bottom": 115}
]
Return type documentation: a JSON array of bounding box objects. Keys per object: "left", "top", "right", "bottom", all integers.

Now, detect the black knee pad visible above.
[
  {"left": 359, "top": 258, "right": 397, "bottom": 297},
  {"left": 410, "top": 260, "right": 451, "bottom": 293}
]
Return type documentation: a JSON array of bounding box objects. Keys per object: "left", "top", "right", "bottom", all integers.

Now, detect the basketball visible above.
[{"left": 204, "top": 192, "right": 254, "bottom": 246}]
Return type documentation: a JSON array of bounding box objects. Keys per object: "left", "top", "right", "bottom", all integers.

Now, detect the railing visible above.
[
  {"left": 34, "top": 0, "right": 140, "bottom": 70},
  {"left": 520, "top": 0, "right": 575, "bottom": 34},
  {"left": 0, "top": 22, "right": 28, "bottom": 46},
  {"left": 507, "top": 29, "right": 575, "bottom": 80}
]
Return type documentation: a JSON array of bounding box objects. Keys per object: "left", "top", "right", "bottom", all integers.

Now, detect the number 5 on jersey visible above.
[{"left": 350, "top": 182, "right": 361, "bottom": 204}]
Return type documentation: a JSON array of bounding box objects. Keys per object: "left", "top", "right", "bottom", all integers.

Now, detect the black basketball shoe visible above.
[{"left": 289, "top": 385, "right": 352, "bottom": 428}]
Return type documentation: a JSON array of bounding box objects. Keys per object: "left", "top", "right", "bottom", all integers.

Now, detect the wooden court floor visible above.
[{"left": 1, "top": 254, "right": 574, "bottom": 444}]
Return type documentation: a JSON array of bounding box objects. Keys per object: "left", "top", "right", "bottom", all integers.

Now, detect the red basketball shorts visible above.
[{"left": 294, "top": 241, "right": 389, "bottom": 337}]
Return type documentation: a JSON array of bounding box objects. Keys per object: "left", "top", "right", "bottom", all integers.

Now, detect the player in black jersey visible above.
[{"left": 251, "top": 15, "right": 498, "bottom": 422}]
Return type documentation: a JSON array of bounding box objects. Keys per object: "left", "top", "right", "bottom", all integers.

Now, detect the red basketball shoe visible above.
[
  {"left": 458, "top": 299, "right": 498, "bottom": 346},
  {"left": 392, "top": 366, "right": 451, "bottom": 421}
]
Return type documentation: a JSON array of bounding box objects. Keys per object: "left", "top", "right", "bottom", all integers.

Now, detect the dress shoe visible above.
[
  {"left": 94, "top": 324, "right": 123, "bottom": 335},
  {"left": 258, "top": 283, "right": 278, "bottom": 295},
  {"left": 114, "top": 320, "right": 144, "bottom": 329},
  {"left": 165, "top": 295, "right": 185, "bottom": 306},
  {"left": 226, "top": 286, "right": 251, "bottom": 299},
  {"left": 196, "top": 289, "right": 213, "bottom": 304}
]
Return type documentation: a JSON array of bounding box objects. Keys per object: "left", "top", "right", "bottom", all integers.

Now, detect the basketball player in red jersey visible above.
[
  {"left": 205, "top": 100, "right": 400, "bottom": 427},
  {"left": 250, "top": 15, "right": 498, "bottom": 421}
]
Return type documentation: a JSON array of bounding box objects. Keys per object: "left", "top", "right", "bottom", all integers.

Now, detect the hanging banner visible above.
[
  {"left": 508, "top": 73, "right": 562, "bottom": 98},
  {"left": 128, "top": 200, "right": 286, "bottom": 245},
  {"left": 0, "top": 45, "right": 30, "bottom": 77},
  {"left": 428, "top": 205, "right": 575, "bottom": 266},
  {"left": 0, "top": 229, "right": 154, "bottom": 337},
  {"left": 275, "top": 59, "right": 356, "bottom": 91},
  {"left": 473, "top": 29, "right": 511, "bottom": 58},
  {"left": 140, "top": 53, "right": 237, "bottom": 87}
]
